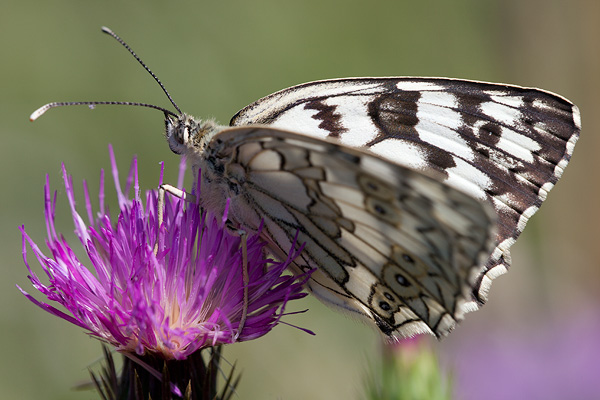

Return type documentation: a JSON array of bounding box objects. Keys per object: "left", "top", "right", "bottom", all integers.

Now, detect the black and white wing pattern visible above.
[
  {"left": 201, "top": 126, "right": 497, "bottom": 339},
  {"left": 229, "top": 77, "right": 581, "bottom": 308}
]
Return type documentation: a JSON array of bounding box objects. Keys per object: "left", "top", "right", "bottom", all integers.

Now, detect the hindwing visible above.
[{"left": 204, "top": 126, "right": 497, "bottom": 338}]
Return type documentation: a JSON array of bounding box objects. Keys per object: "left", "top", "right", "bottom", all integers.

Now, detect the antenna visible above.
[
  {"left": 30, "top": 101, "right": 178, "bottom": 121},
  {"left": 30, "top": 27, "right": 182, "bottom": 121}
]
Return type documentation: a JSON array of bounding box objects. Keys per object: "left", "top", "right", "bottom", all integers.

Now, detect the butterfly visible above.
[{"left": 32, "top": 27, "right": 580, "bottom": 340}]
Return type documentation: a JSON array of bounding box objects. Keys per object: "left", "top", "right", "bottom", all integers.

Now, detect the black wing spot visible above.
[
  {"left": 379, "top": 301, "right": 391, "bottom": 311},
  {"left": 396, "top": 274, "right": 410, "bottom": 287}
]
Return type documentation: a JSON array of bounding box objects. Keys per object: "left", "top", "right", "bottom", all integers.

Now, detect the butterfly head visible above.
[{"left": 165, "top": 113, "right": 220, "bottom": 156}]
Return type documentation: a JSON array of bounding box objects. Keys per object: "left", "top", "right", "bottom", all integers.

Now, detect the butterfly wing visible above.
[
  {"left": 204, "top": 126, "right": 497, "bottom": 338},
  {"left": 230, "top": 77, "right": 581, "bottom": 304}
]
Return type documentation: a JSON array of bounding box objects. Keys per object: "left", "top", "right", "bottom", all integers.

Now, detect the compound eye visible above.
[
  {"left": 165, "top": 116, "right": 188, "bottom": 155},
  {"left": 174, "top": 121, "right": 188, "bottom": 145},
  {"left": 176, "top": 129, "right": 184, "bottom": 144}
]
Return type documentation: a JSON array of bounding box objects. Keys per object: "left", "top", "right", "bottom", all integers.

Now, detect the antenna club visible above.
[{"left": 30, "top": 105, "right": 49, "bottom": 121}]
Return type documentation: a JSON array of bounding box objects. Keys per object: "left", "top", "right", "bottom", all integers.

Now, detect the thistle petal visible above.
[{"left": 20, "top": 147, "right": 312, "bottom": 360}]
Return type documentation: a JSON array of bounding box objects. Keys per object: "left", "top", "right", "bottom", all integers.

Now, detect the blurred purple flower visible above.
[
  {"left": 18, "top": 146, "right": 312, "bottom": 361},
  {"left": 445, "top": 310, "right": 600, "bottom": 400}
]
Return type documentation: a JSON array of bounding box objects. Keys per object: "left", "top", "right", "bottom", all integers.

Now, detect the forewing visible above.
[
  {"left": 230, "top": 77, "right": 580, "bottom": 303},
  {"left": 208, "top": 126, "right": 496, "bottom": 338}
]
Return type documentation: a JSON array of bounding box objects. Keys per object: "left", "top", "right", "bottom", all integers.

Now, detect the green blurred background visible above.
[{"left": 2, "top": 1, "right": 598, "bottom": 399}]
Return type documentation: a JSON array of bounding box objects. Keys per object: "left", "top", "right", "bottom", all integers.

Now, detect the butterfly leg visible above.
[
  {"left": 154, "top": 183, "right": 197, "bottom": 255},
  {"left": 235, "top": 229, "right": 249, "bottom": 340}
]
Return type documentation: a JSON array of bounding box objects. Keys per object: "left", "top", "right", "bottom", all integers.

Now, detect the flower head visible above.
[{"left": 18, "top": 146, "right": 311, "bottom": 360}]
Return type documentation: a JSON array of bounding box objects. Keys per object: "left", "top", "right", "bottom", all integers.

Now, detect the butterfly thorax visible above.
[{"left": 165, "top": 113, "right": 253, "bottom": 229}]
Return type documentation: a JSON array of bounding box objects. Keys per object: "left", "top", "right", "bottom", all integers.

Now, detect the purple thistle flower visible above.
[{"left": 18, "top": 145, "right": 312, "bottom": 361}]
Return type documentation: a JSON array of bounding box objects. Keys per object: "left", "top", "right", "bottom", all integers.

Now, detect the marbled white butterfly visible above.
[{"left": 31, "top": 28, "right": 580, "bottom": 340}]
